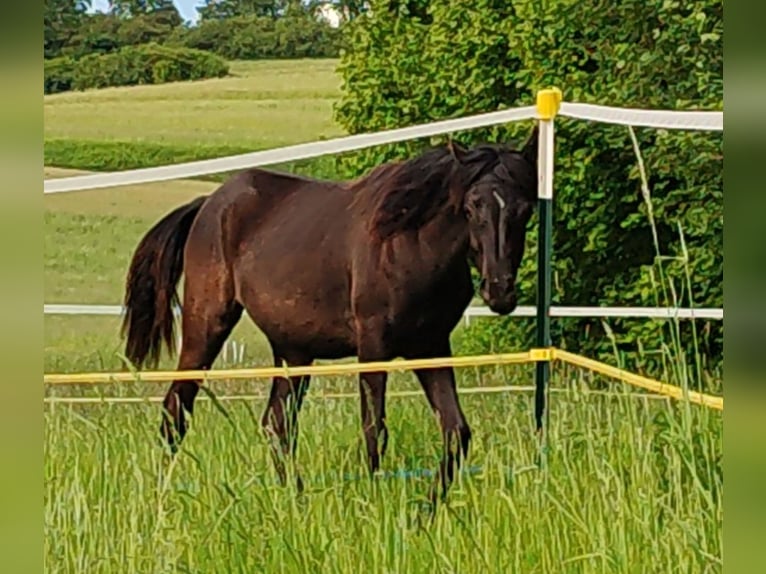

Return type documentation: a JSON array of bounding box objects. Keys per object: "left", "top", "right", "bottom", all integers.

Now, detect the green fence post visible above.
[{"left": 534, "top": 88, "right": 561, "bottom": 439}]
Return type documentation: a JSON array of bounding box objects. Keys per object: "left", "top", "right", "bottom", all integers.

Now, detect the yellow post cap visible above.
[{"left": 536, "top": 87, "right": 562, "bottom": 120}]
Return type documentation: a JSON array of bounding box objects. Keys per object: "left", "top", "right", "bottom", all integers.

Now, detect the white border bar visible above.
[
  {"left": 43, "top": 102, "right": 723, "bottom": 195},
  {"left": 43, "top": 304, "right": 723, "bottom": 320},
  {"left": 43, "top": 106, "right": 537, "bottom": 194},
  {"left": 559, "top": 103, "right": 723, "bottom": 131}
]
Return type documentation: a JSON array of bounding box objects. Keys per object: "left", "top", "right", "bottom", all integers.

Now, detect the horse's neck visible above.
[{"left": 417, "top": 208, "right": 470, "bottom": 267}]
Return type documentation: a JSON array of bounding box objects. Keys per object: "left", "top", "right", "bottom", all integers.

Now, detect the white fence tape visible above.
[
  {"left": 44, "top": 106, "right": 537, "bottom": 194},
  {"left": 43, "top": 101, "right": 722, "bottom": 194},
  {"left": 559, "top": 103, "right": 723, "bottom": 131},
  {"left": 43, "top": 304, "right": 723, "bottom": 320}
]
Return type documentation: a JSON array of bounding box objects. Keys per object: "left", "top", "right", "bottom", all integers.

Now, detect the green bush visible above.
[
  {"left": 44, "top": 43, "right": 229, "bottom": 94},
  {"left": 335, "top": 0, "right": 723, "bottom": 380},
  {"left": 44, "top": 57, "right": 78, "bottom": 95}
]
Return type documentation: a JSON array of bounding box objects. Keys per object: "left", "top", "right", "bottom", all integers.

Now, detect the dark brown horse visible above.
[{"left": 121, "top": 127, "right": 539, "bottom": 498}]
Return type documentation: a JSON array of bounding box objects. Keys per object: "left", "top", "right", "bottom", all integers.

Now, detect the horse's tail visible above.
[{"left": 121, "top": 195, "right": 208, "bottom": 369}]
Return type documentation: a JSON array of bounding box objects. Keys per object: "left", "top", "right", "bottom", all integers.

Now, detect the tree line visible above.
[
  {"left": 44, "top": 1, "right": 357, "bottom": 93},
  {"left": 44, "top": 0, "right": 354, "bottom": 61}
]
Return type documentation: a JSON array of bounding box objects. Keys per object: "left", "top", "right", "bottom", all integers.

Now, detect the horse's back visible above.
[{"left": 197, "top": 168, "right": 359, "bottom": 357}]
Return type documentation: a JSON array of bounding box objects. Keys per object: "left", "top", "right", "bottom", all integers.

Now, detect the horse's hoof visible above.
[{"left": 159, "top": 430, "right": 180, "bottom": 456}]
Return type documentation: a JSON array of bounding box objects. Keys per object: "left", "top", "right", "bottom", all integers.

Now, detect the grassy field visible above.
[
  {"left": 44, "top": 60, "right": 343, "bottom": 149},
  {"left": 44, "top": 59, "right": 723, "bottom": 573}
]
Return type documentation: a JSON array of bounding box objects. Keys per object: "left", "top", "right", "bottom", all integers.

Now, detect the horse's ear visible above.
[
  {"left": 447, "top": 137, "right": 468, "bottom": 164},
  {"left": 521, "top": 124, "right": 539, "bottom": 165}
]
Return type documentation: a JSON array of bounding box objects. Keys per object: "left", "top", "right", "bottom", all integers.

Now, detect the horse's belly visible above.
[{"left": 238, "top": 275, "right": 357, "bottom": 359}]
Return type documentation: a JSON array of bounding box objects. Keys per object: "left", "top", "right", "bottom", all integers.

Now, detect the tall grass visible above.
[
  {"left": 44, "top": 310, "right": 722, "bottom": 572},
  {"left": 596, "top": 127, "right": 722, "bottom": 398}
]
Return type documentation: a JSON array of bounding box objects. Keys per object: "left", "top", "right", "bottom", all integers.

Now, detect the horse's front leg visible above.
[{"left": 412, "top": 341, "right": 472, "bottom": 500}]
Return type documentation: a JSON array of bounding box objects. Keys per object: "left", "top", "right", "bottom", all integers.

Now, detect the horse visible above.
[{"left": 121, "top": 126, "right": 539, "bottom": 499}]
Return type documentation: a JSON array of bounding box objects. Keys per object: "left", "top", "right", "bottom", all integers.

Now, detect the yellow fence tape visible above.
[
  {"left": 43, "top": 347, "right": 723, "bottom": 411},
  {"left": 43, "top": 351, "right": 533, "bottom": 385},
  {"left": 554, "top": 349, "right": 723, "bottom": 411}
]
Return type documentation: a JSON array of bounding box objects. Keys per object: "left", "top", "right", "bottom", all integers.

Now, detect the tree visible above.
[
  {"left": 197, "top": 0, "right": 288, "bottom": 20},
  {"left": 334, "top": 1, "right": 370, "bottom": 20},
  {"left": 64, "top": 13, "right": 123, "bottom": 57},
  {"left": 44, "top": 0, "right": 91, "bottom": 59},
  {"left": 109, "top": 1, "right": 174, "bottom": 16},
  {"left": 308, "top": 0, "right": 370, "bottom": 23}
]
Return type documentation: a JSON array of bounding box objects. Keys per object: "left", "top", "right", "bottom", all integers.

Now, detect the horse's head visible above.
[{"left": 451, "top": 128, "right": 538, "bottom": 315}]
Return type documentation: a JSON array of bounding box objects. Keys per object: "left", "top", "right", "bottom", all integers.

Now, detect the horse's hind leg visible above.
[
  {"left": 355, "top": 317, "right": 391, "bottom": 476},
  {"left": 261, "top": 349, "right": 312, "bottom": 489},
  {"left": 160, "top": 284, "right": 242, "bottom": 451}
]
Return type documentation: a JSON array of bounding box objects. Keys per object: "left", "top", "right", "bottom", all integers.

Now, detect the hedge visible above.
[
  {"left": 44, "top": 57, "right": 78, "bottom": 95},
  {"left": 44, "top": 43, "right": 229, "bottom": 94},
  {"left": 335, "top": 0, "right": 723, "bottom": 381}
]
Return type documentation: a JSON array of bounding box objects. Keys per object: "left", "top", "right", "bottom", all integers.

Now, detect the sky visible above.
[{"left": 89, "top": 1, "right": 205, "bottom": 25}]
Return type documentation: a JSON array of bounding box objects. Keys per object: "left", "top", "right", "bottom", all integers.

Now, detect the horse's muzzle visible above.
[
  {"left": 480, "top": 278, "right": 517, "bottom": 316},
  {"left": 487, "top": 294, "right": 518, "bottom": 316}
]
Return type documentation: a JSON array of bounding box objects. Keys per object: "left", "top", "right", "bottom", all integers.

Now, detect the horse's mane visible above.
[{"left": 352, "top": 142, "right": 537, "bottom": 241}]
